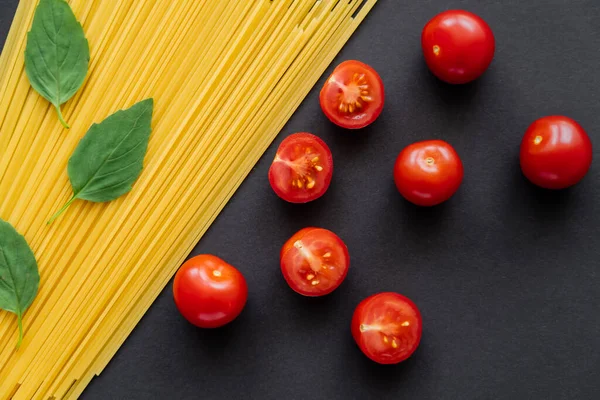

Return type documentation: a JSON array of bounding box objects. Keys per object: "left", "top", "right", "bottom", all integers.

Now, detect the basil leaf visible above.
[
  {"left": 48, "top": 99, "right": 154, "bottom": 223},
  {"left": 24, "top": 0, "right": 90, "bottom": 129},
  {"left": 0, "top": 219, "right": 40, "bottom": 349}
]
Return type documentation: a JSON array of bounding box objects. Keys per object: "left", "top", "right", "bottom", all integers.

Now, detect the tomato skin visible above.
[
  {"left": 173, "top": 255, "right": 248, "bottom": 328},
  {"left": 351, "top": 292, "right": 422, "bottom": 364},
  {"left": 422, "top": 10, "right": 495, "bottom": 84},
  {"left": 280, "top": 227, "right": 350, "bottom": 297},
  {"left": 520, "top": 116, "right": 593, "bottom": 189},
  {"left": 394, "top": 140, "right": 464, "bottom": 206},
  {"left": 319, "top": 60, "right": 385, "bottom": 129},
  {"left": 268, "top": 133, "right": 333, "bottom": 203}
]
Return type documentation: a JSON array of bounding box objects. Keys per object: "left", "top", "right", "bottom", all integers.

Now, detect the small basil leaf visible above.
[
  {"left": 48, "top": 98, "right": 154, "bottom": 223},
  {"left": 24, "top": 0, "right": 90, "bottom": 129},
  {"left": 0, "top": 219, "right": 40, "bottom": 349}
]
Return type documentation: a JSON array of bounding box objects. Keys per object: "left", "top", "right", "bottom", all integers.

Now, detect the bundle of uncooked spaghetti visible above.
[{"left": 0, "top": 0, "right": 376, "bottom": 398}]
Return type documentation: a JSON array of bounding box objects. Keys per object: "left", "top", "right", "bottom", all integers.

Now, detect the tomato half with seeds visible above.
[
  {"left": 352, "top": 292, "right": 422, "bottom": 364},
  {"left": 268, "top": 133, "right": 333, "bottom": 203},
  {"left": 173, "top": 255, "right": 248, "bottom": 329},
  {"left": 280, "top": 227, "right": 349, "bottom": 296},
  {"left": 520, "top": 116, "right": 593, "bottom": 189},
  {"left": 394, "top": 140, "right": 464, "bottom": 206},
  {"left": 320, "top": 60, "right": 384, "bottom": 129}
]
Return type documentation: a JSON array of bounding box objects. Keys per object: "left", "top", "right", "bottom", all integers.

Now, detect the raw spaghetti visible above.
[{"left": 0, "top": 0, "right": 377, "bottom": 398}]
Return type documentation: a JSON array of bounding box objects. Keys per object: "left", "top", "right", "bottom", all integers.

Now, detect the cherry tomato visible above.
[
  {"left": 173, "top": 255, "right": 248, "bottom": 328},
  {"left": 320, "top": 60, "right": 384, "bottom": 129},
  {"left": 352, "top": 292, "right": 422, "bottom": 364},
  {"left": 520, "top": 116, "right": 593, "bottom": 189},
  {"left": 280, "top": 227, "right": 349, "bottom": 297},
  {"left": 268, "top": 133, "right": 333, "bottom": 203},
  {"left": 421, "top": 10, "right": 495, "bottom": 84},
  {"left": 394, "top": 140, "right": 464, "bottom": 206}
]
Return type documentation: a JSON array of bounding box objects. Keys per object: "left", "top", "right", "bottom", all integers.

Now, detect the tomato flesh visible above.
[
  {"left": 351, "top": 292, "right": 422, "bottom": 364},
  {"left": 173, "top": 255, "right": 248, "bottom": 328},
  {"left": 280, "top": 227, "right": 349, "bottom": 296},
  {"left": 422, "top": 10, "right": 495, "bottom": 84},
  {"left": 520, "top": 116, "right": 593, "bottom": 189},
  {"left": 394, "top": 140, "right": 464, "bottom": 206},
  {"left": 268, "top": 133, "right": 333, "bottom": 203},
  {"left": 320, "top": 60, "right": 384, "bottom": 129}
]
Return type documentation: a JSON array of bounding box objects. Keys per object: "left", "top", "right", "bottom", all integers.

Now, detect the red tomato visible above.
[
  {"left": 352, "top": 292, "right": 422, "bottom": 364},
  {"left": 268, "top": 133, "right": 333, "bottom": 203},
  {"left": 520, "top": 116, "right": 593, "bottom": 189},
  {"left": 394, "top": 140, "right": 464, "bottom": 206},
  {"left": 280, "top": 227, "right": 349, "bottom": 297},
  {"left": 173, "top": 255, "right": 248, "bottom": 328},
  {"left": 320, "top": 60, "right": 384, "bottom": 129},
  {"left": 421, "top": 10, "right": 495, "bottom": 84}
]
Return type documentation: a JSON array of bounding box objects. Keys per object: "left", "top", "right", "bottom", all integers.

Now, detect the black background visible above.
[{"left": 2, "top": 1, "right": 600, "bottom": 399}]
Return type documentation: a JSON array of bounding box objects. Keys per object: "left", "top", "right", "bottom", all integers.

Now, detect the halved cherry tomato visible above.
[
  {"left": 173, "top": 255, "right": 248, "bottom": 328},
  {"left": 351, "top": 292, "right": 422, "bottom": 364},
  {"left": 422, "top": 10, "right": 495, "bottom": 84},
  {"left": 394, "top": 140, "right": 464, "bottom": 206},
  {"left": 268, "top": 133, "right": 333, "bottom": 203},
  {"left": 520, "top": 116, "right": 593, "bottom": 189},
  {"left": 280, "top": 227, "right": 349, "bottom": 296},
  {"left": 320, "top": 60, "right": 384, "bottom": 129}
]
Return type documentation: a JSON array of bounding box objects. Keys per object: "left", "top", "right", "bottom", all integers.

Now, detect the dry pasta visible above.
[{"left": 0, "top": 0, "right": 377, "bottom": 398}]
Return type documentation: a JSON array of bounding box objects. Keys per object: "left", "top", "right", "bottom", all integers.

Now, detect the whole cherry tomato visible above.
[
  {"left": 173, "top": 255, "right": 248, "bottom": 328},
  {"left": 422, "top": 10, "right": 495, "bottom": 84},
  {"left": 394, "top": 140, "right": 464, "bottom": 206},
  {"left": 520, "top": 116, "right": 593, "bottom": 189},
  {"left": 352, "top": 292, "right": 423, "bottom": 364}
]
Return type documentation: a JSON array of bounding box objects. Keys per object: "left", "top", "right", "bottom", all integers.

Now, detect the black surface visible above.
[{"left": 2, "top": 1, "right": 600, "bottom": 399}]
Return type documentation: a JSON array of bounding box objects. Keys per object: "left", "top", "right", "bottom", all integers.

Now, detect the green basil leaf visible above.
[
  {"left": 24, "top": 0, "right": 90, "bottom": 129},
  {"left": 0, "top": 219, "right": 40, "bottom": 349},
  {"left": 48, "top": 98, "right": 154, "bottom": 223}
]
